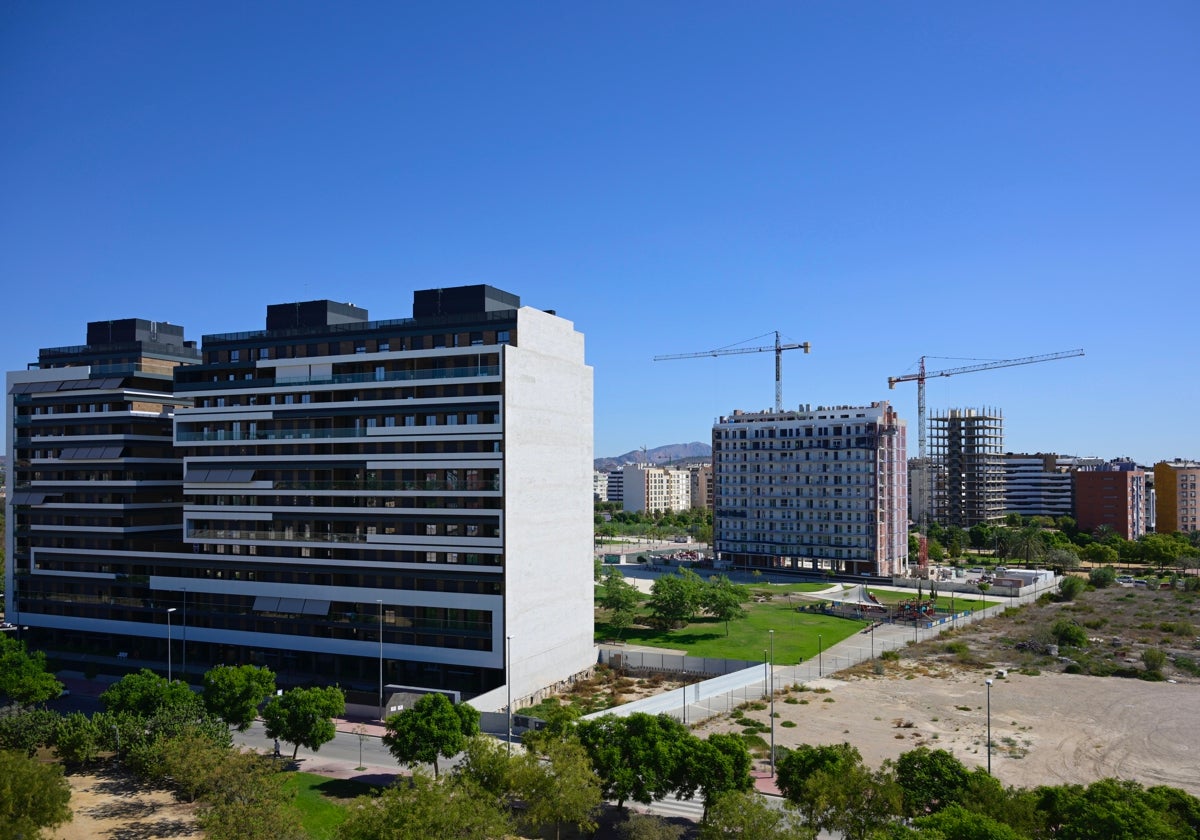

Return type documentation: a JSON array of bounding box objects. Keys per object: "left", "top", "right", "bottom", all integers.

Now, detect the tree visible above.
[
  {"left": 514, "top": 738, "right": 602, "bottom": 840},
  {"left": 1010, "top": 525, "right": 1046, "bottom": 568},
  {"left": 699, "top": 791, "right": 815, "bottom": 840},
  {"left": 802, "top": 759, "right": 902, "bottom": 840},
  {"left": 100, "top": 668, "right": 200, "bottom": 718},
  {"left": 893, "top": 746, "right": 970, "bottom": 817},
  {"left": 202, "top": 664, "right": 276, "bottom": 731},
  {"left": 602, "top": 568, "right": 642, "bottom": 639},
  {"left": 0, "top": 708, "right": 60, "bottom": 757},
  {"left": 1046, "top": 548, "right": 1080, "bottom": 571},
  {"left": 197, "top": 749, "right": 306, "bottom": 840},
  {"left": 1082, "top": 542, "right": 1119, "bottom": 566},
  {"left": 701, "top": 575, "right": 750, "bottom": 635},
  {"left": 944, "top": 526, "right": 967, "bottom": 559},
  {"left": 576, "top": 712, "right": 691, "bottom": 808},
  {"left": 1051, "top": 618, "right": 1088, "bottom": 648},
  {"left": 969, "top": 524, "right": 993, "bottom": 551},
  {"left": 383, "top": 692, "right": 479, "bottom": 778},
  {"left": 617, "top": 813, "right": 685, "bottom": 840},
  {"left": 648, "top": 569, "right": 704, "bottom": 628},
  {"left": 336, "top": 771, "right": 513, "bottom": 840},
  {"left": 682, "top": 732, "right": 753, "bottom": 818},
  {"left": 776, "top": 742, "right": 866, "bottom": 827},
  {"left": 261, "top": 685, "right": 345, "bottom": 760},
  {"left": 53, "top": 712, "right": 103, "bottom": 766},
  {"left": 160, "top": 730, "right": 234, "bottom": 802},
  {"left": 0, "top": 634, "right": 63, "bottom": 708},
  {"left": 0, "top": 749, "right": 73, "bottom": 840},
  {"left": 1036, "top": 778, "right": 1196, "bottom": 840},
  {"left": 915, "top": 803, "right": 1026, "bottom": 839}
]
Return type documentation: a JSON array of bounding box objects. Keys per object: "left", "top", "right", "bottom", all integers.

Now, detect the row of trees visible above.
[
  {"left": 917, "top": 517, "right": 1200, "bottom": 573},
  {"left": 599, "top": 567, "right": 751, "bottom": 636},
  {"left": 595, "top": 502, "right": 714, "bottom": 544}
]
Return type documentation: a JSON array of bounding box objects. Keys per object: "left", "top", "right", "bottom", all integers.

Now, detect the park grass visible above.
[
  {"left": 284, "top": 772, "right": 379, "bottom": 839},
  {"left": 595, "top": 577, "right": 1000, "bottom": 662}
]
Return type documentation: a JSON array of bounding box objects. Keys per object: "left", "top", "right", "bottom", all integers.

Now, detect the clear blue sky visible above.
[{"left": 3, "top": 2, "right": 1197, "bottom": 465}]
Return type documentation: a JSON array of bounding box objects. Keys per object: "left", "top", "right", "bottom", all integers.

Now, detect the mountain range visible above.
[{"left": 593, "top": 442, "right": 711, "bottom": 472}]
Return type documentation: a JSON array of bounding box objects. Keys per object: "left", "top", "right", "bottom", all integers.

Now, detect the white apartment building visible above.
[
  {"left": 621, "top": 463, "right": 691, "bottom": 514},
  {"left": 593, "top": 470, "right": 609, "bottom": 502},
  {"left": 712, "top": 401, "right": 908, "bottom": 577},
  {"left": 1003, "top": 453, "right": 1076, "bottom": 519}
]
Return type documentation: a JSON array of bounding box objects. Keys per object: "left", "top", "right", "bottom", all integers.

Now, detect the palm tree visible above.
[{"left": 1009, "top": 525, "right": 1046, "bottom": 569}]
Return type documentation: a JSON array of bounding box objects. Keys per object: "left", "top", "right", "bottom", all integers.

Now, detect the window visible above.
[
  {"left": 231, "top": 350, "right": 240, "bottom": 362},
  {"left": 426, "top": 524, "right": 438, "bottom": 535},
  {"left": 259, "top": 348, "right": 270, "bottom": 359}
]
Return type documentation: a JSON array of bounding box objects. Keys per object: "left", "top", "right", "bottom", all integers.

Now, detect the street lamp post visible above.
[
  {"left": 818, "top": 634, "right": 823, "bottom": 677},
  {"left": 769, "top": 629, "right": 775, "bottom": 776},
  {"left": 181, "top": 587, "right": 187, "bottom": 683},
  {"left": 870, "top": 621, "right": 875, "bottom": 659},
  {"left": 377, "top": 600, "right": 384, "bottom": 721},
  {"left": 985, "top": 678, "right": 994, "bottom": 774},
  {"left": 166, "top": 608, "right": 177, "bottom": 682}
]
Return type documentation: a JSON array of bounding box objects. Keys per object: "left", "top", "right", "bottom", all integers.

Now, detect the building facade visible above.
[
  {"left": 620, "top": 463, "right": 691, "bottom": 513},
  {"left": 687, "top": 462, "right": 713, "bottom": 510},
  {"left": 6, "top": 286, "right": 595, "bottom": 709},
  {"left": 1073, "top": 462, "right": 1147, "bottom": 540},
  {"left": 1153, "top": 460, "right": 1200, "bottom": 535},
  {"left": 1003, "top": 453, "right": 1075, "bottom": 519},
  {"left": 712, "top": 402, "right": 907, "bottom": 577},
  {"left": 929, "top": 407, "right": 1005, "bottom": 527}
]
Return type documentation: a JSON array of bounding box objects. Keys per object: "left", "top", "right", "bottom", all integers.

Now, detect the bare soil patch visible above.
[{"left": 49, "top": 765, "right": 200, "bottom": 840}]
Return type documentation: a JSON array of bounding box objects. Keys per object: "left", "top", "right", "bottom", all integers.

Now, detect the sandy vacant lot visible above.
[
  {"left": 48, "top": 768, "right": 199, "bottom": 840},
  {"left": 696, "top": 663, "right": 1200, "bottom": 796}
]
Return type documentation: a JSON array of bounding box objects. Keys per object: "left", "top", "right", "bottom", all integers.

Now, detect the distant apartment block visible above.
[
  {"left": 7, "top": 286, "right": 595, "bottom": 709},
  {"left": 1154, "top": 460, "right": 1200, "bottom": 534},
  {"left": 712, "top": 401, "right": 907, "bottom": 577},
  {"left": 907, "top": 457, "right": 942, "bottom": 526},
  {"left": 593, "top": 470, "right": 608, "bottom": 502},
  {"left": 687, "top": 462, "right": 713, "bottom": 510},
  {"left": 1074, "top": 461, "right": 1147, "bottom": 540},
  {"left": 604, "top": 468, "right": 623, "bottom": 504},
  {"left": 621, "top": 463, "right": 691, "bottom": 513},
  {"left": 929, "top": 407, "right": 1004, "bottom": 527},
  {"left": 1003, "top": 453, "right": 1075, "bottom": 519}
]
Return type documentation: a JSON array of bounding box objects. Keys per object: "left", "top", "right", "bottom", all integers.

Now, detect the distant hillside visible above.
[{"left": 594, "top": 442, "right": 711, "bottom": 472}]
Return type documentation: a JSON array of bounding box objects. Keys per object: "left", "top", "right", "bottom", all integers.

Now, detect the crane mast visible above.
[
  {"left": 654, "top": 331, "right": 811, "bottom": 413},
  {"left": 888, "top": 348, "right": 1085, "bottom": 564}
]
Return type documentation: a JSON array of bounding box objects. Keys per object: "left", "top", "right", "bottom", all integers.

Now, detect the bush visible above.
[
  {"left": 1058, "top": 576, "right": 1085, "bottom": 601},
  {"left": 1142, "top": 648, "right": 1167, "bottom": 673},
  {"left": 1051, "top": 619, "right": 1088, "bottom": 648},
  {"left": 1089, "top": 566, "right": 1117, "bottom": 588}
]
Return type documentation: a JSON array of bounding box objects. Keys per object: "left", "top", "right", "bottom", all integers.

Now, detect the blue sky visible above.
[{"left": 2, "top": 2, "right": 1197, "bottom": 465}]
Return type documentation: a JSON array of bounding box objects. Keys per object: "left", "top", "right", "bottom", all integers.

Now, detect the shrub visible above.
[
  {"left": 1058, "top": 576, "right": 1085, "bottom": 601},
  {"left": 1142, "top": 648, "right": 1167, "bottom": 673},
  {"left": 1089, "top": 566, "right": 1117, "bottom": 588},
  {"left": 1051, "top": 619, "right": 1088, "bottom": 648}
]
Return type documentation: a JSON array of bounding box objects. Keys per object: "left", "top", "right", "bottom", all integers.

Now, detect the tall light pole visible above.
[
  {"left": 769, "top": 629, "right": 776, "bottom": 777},
  {"left": 818, "top": 634, "right": 823, "bottom": 677},
  {"left": 506, "top": 635, "right": 513, "bottom": 756},
  {"left": 377, "top": 600, "right": 384, "bottom": 721},
  {"left": 985, "top": 678, "right": 994, "bottom": 774},
  {"left": 166, "top": 608, "right": 177, "bottom": 682},
  {"left": 870, "top": 621, "right": 875, "bottom": 659},
  {"left": 181, "top": 587, "right": 187, "bottom": 683}
]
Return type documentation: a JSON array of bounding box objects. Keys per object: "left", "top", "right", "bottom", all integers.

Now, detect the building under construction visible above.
[{"left": 929, "top": 407, "right": 1005, "bottom": 527}]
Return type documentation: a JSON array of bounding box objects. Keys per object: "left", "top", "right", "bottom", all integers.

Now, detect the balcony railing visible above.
[{"left": 175, "top": 364, "right": 499, "bottom": 391}]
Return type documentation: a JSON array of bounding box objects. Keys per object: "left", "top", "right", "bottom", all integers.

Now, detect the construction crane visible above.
[
  {"left": 888, "top": 348, "right": 1085, "bottom": 564},
  {"left": 654, "top": 331, "right": 811, "bottom": 413}
]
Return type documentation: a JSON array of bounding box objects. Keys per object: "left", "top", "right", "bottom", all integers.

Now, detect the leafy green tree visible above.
[
  {"left": 928, "top": 539, "right": 946, "bottom": 563},
  {"left": 197, "top": 749, "right": 306, "bottom": 840},
  {"left": 514, "top": 738, "right": 602, "bottom": 840},
  {"left": 576, "top": 712, "right": 691, "bottom": 808},
  {"left": 617, "top": 812, "right": 686, "bottom": 840},
  {"left": 648, "top": 568, "right": 705, "bottom": 628},
  {"left": 0, "top": 708, "right": 60, "bottom": 756},
  {"left": 383, "top": 692, "right": 479, "bottom": 778},
  {"left": 100, "top": 668, "right": 199, "bottom": 717},
  {"left": 893, "top": 746, "right": 970, "bottom": 817},
  {"left": 1036, "top": 778, "right": 1195, "bottom": 840},
  {"left": 777, "top": 742, "right": 872, "bottom": 830},
  {"left": 261, "top": 685, "right": 345, "bottom": 760},
  {"left": 699, "top": 791, "right": 814, "bottom": 840},
  {"left": 944, "top": 526, "right": 967, "bottom": 558},
  {"left": 969, "top": 524, "right": 993, "bottom": 550},
  {"left": 804, "top": 759, "right": 902, "bottom": 840},
  {"left": 601, "top": 567, "right": 641, "bottom": 612},
  {"left": 1141, "top": 533, "right": 1188, "bottom": 573},
  {"left": 701, "top": 575, "right": 750, "bottom": 635},
  {"left": 1082, "top": 542, "right": 1119, "bottom": 565},
  {"left": 336, "top": 771, "right": 514, "bottom": 840},
  {"left": 683, "top": 732, "right": 754, "bottom": 818},
  {"left": 202, "top": 664, "right": 276, "bottom": 731},
  {"left": 915, "top": 802, "right": 1025, "bottom": 839},
  {"left": 160, "top": 729, "right": 234, "bottom": 802},
  {"left": 0, "top": 749, "right": 73, "bottom": 840},
  {"left": 0, "top": 634, "right": 63, "bottom": 708},
  {"left": 1047, "top": 547, "right": 1080, "bottom": 570},
  {"left": 909, "top": 533, "right": 922, "bottom": 557},
  {"left": 53, "top": 712, "right": 103, "bottom": 766},
  {"left": 455, "top": 734, "right": 519, "bottom": 804},
  {"left": 1089, "top": 565, "right": 1117, "bottom": 588}
]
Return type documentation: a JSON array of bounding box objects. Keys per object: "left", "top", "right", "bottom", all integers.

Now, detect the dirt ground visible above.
[
  {"left": 694, "top": 662, "right": 1200, "bottom": 796},
  {"left": 48, "top": 767, "right": 200, "bottom": 840}
]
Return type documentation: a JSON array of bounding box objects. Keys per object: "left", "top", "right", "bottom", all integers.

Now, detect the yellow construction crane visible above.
[
  {"left": 888, "top": 348, "right": 1085, "bottom": 563},
  {"left": 654, "top": 331, "right": 811, "bottom": 413}
]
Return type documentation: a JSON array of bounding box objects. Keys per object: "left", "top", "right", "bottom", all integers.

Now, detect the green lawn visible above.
[
  {"left": 595, "top": 579, "right": 999, "bottom": 662},
  {"left": 284, "top": 772, "right": 379, "bottom": 839}
]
